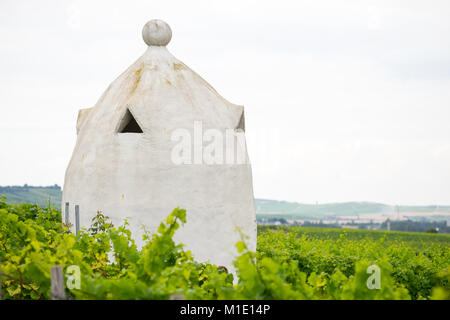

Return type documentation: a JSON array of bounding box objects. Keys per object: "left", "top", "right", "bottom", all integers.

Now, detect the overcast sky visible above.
[{"left": 0, "top": 0, "right": 449, "bottom": 205}]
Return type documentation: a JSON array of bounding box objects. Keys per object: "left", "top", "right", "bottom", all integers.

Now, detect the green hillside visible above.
[{"left": 0, "top": 185, "right": 62, "bottom": 207}]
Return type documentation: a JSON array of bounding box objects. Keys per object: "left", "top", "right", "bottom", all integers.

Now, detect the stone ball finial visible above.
[{"left": 142, "top": 19, "right": 172, "bottom": 46}]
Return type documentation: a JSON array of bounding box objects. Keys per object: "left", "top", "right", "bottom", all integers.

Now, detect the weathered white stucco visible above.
[{"left": 62, "top": 19, "right": 256, "bottom": 270}]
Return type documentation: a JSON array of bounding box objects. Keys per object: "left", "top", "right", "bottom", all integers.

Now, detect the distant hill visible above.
[
  {"left": 1, "top": 186, "right": 449, "bottom": 218},
  {"left": 0, "top": 185, "right": 62, "bottom": 207},
  {"left": 255, "top": 199, "right": 389, "bottom": 218},
  {"left": 255, "top": 198, "right": 450, "bottom": 220}
]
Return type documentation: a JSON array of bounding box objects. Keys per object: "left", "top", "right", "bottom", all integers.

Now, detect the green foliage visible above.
[
  {"left": 258, "top": 225, "right": 450, "bottom": 247},
  {"left": 0, "top": 198, "right": 448, "bottom": 300},
  {"left": 257, "top": 227, "right": 449, "bottom": 299}
]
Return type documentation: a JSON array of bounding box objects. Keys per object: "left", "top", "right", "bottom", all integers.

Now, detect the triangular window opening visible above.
[{"left": 117, "top": 109, "right": 143, "bottom": 133}]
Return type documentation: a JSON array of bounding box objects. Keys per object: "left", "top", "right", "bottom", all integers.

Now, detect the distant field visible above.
[{"left": 258, "top": 225, "right": 450, "bottom": 247}]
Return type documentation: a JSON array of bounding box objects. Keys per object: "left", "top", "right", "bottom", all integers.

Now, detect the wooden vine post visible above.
[{"left": 50, "top": 265, "right": 66, "bottom": 300}]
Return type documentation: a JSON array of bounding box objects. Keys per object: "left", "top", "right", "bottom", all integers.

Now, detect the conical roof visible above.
[{"left": 76, "top": 19, "right": 244, "bottom": 138}]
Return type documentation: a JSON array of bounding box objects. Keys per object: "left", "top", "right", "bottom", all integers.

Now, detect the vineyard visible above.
[{"left": 0, "top": 198, "right": 449, "bottom": 300}]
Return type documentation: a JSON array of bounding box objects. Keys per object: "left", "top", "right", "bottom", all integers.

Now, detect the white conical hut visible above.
[{"left": 62, "top": 19, "right": 256, "bottom": 269}]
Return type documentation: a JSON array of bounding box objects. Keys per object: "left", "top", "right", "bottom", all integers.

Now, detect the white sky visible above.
[{"left": 0, "top": 0, "right": 449, "bottom": 205}]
